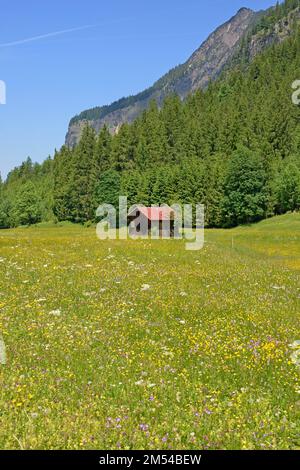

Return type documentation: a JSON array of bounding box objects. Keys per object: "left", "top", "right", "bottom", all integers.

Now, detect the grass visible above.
[{"left": 0, "top": 213, "right": 299, "bottom": 450}]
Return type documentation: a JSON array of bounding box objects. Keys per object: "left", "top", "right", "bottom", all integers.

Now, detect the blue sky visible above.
[{"left": 0, "top": 0, "right": 278, "bottom": 178}]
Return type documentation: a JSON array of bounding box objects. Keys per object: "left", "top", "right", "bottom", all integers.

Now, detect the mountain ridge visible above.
[
  {"left": 66, "top": 7, "right": 259, "bottom": 147},
  {"left": 65, "top": 2, "right": 300, "bottom": 148}
]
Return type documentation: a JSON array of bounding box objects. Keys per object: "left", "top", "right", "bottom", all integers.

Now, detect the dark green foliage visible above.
[
  {"left": 12, "top": 181, "right": 42, "bottom": 226},
  {"left": 0, "top": 176, "right": 11, "bottom": 228},
  {"left": 70, "top": 126, "right": 96, "bottom": 223},
  {"left": 0, "top": 197, "right": 11, "bottom": 229},
  {"left": 222, "top": 147, "right": 268, "bottom": 226},
  {"left": 254, "top": 0, "right": 300, "bottom": 33},
  {"left": 276, "top": 155, "right": 300, "bottom": 212},
  {"left": 1, "top": 157, "right": 53, "bottom": 227},
  {"left": 53, "top": 146, "right": 74, "bottom": 221},
  {"left": 94, "top": 169, "right": 121, "bottom": 208}
]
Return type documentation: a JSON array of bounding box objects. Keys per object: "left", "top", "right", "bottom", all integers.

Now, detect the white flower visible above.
[
  {"left": 291, "top": 350, "right": 300, "bottom": 366},
  {"left": 290, "top": 340, "right": 300, "bottom": 350},
  {"left": 135, "top": 380, "right": 144, "bottom": 386},
  {"left": 290, "top": 340, "right": 300, "bottom": 367},
  {"left": 141, "top": 284, "right": 151, "bottom": 291},
  {"left": 0, "top": 336, "right": 6, "bottom": 365},
  {"left": 49, "top": 309, "right": 61, "bottom": 317},
  {"left": 83, "top": 291, "right": 96, "bottom": 297}
]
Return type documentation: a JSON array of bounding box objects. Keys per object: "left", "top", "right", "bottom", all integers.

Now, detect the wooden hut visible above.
[{"left": 128, "top": 206, "right": 175, "bottom": 238}]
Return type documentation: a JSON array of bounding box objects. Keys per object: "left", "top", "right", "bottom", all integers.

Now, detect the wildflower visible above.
[
  {"left": 135, "top": 380, "right": 144, "bottom": 386},
  {"left": 0, "top": 336, "right": 6, "bottom": 365},
  {"left": 49, "top": 309, "right": 61, "bottom": 317},
  {"left": 290, "top": 340, "right": 300, "bottom": 367},
  {"left": 139, "top": 424, "right": 149, "bottom": 432},
  {"left": 141, "top": 284, "right": 151, "bottom": 291}
]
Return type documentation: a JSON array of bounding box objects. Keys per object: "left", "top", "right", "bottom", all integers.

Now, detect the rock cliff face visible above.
[
  {"left": 66, "top": 8, "right": 258, "bottom": 147},
  {"left": 66, "top": 5, "right": 300, "bottom": 147},
  {"left": 247, "top": 6, "right": 300, "bottom": 60}
]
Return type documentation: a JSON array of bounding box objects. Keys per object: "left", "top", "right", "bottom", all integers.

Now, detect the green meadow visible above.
[{"left": 0, "top": 214, "right": 299, "bottom": 450}]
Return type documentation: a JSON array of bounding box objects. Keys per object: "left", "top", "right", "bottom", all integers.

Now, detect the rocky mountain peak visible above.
[{"left": 64, "top": 6, "right": 266, "bottom": 147}]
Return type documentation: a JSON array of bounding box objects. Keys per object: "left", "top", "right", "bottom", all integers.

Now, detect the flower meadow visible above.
[{"left": 0, "top": 214, "right": 299, "bottom": 450}]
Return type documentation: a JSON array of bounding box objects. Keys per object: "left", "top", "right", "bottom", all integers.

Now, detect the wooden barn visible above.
[{"left": 128, "top": 206, "right": 175, "bottom": 238}]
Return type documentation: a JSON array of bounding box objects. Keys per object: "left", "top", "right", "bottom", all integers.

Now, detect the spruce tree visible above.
[{"left": 70, "top": 125, "right": 96, "bottom": 223}]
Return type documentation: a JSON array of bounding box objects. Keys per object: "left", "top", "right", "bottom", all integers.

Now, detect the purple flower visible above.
[{"left": 139, "top": 424, "right": 149, "bottom": 432}]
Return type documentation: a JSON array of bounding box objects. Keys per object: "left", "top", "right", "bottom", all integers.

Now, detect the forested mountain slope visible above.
[
  {"left": 66, "top": 1, "right": 300, "bottom": 147},
  {"left": 66, "top": 7, "right": 259, "bottom": 147},
  {"left": 1, "top": 0, "right": 300, "bottom": 230}
]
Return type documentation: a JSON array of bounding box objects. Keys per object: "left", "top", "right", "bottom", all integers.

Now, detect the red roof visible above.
[{"left": 128, "top": 206, "right": 174, "bottom": 221}]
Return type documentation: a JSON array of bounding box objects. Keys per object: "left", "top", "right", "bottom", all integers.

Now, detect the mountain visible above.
[
  {"left": 65, "top": 1, "right": 300, "bottom": 148},
  {"left": 3, "top": 0, "right": 300, "bottom": 230},
  {"left": 65, "top": 7, "right": 259, "bottom": 147}
]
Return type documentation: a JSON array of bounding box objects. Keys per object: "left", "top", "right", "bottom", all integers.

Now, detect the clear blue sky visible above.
[{"left": 0, "top": 0, "right": 277, "bottom": 179}]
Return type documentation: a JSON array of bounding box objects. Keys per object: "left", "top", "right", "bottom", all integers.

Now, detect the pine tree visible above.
[
  {"left": 93, "top": 125, "right": 112, "bottom": 174},
  {"left": 94, "top": 169, "right": 121, "bottom": 207},
  {"left": 70, "top": 125, "right": 96, "bottom": 223},
  {"left": 53, "top": 146, "right": 74, "bottom": 221}
]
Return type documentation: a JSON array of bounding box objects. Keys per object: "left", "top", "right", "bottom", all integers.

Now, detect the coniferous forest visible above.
[{"left": 1, "top": 0, "right": 300, "bottom": 229}]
